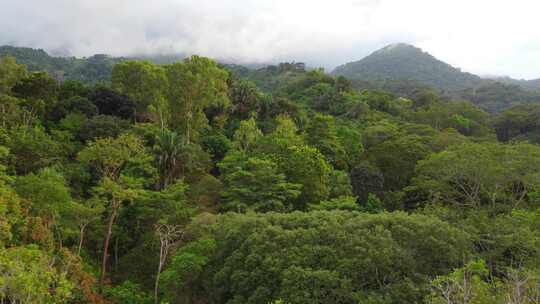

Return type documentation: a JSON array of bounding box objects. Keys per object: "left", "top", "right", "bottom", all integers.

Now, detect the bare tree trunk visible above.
[
  {"left": 154, "top": 244, "right": 164, "bottom": 304},
  {"left": 78, "top": 223, "right": 88, "bottom": 256},
  {"left": 114, "top": 236, "right": 119, "bottom": 271},
  {"left": 154, "top": 224, "right": 183, "bottom": 304},
  {"left": 100, "top": 203, "right": 118, "bottom": 288}
]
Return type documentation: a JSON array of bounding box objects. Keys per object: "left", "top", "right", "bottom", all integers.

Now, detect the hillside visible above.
[
  {"left": 332, "top": 43, "right": 484, "bottom": 91},
  {"left": 0, "top": 45, "right": 123, "bottom": 84},
  {"left": 487, "top": 75, "right": 540, "bottom": 91},
  {"left": 0, "top": 46, "right": 191, "bottom": 84},
  {"left": 453, "top": 82, "right": 540, "bottom": 113},
  {"left": 2, "top": 48, "right": 540, "bottom": 304}
]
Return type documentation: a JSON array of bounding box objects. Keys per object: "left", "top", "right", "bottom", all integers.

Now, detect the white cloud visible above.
[{"left": 0, "top": 0, "right": 539, "bottom": 78}]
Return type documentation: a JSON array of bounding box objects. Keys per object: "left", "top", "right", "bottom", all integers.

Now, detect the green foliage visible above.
[
  {"left": 362, "top": 194, "right": 384, "bottom": 213},
  {"left": 112, "top": 60, "right": 167, "bottom": 121},
  {"left": 350, "top": 161, "right": 384, "bottom": 202},
  {"left": 0, "top": 245, "right": 74, "bottom": 303},
  {"left": 494, "top": 103, "right": 540, "bottom": 143},
  {"left": 366, "top": 134, "right": 431, "bottom": 191},
  {"left": 14, "top": 168, "right": 72, "bottom": 227},
  {"left": 280, "top": 145, "right": 332, "bottom": 209},
  {"left": 0, "top": 45, "right": 120, "bottom": 84},
  {"left": 457, "top": 82, "right": 540, "bottom": 113},
  {"left": 427, "top": 260, "right": 500, "bottom": 304},
  {"left": 232, "top": 117, "right": 263, "bottom": 152},
  {"left": 78, "top": 133, "right": 147, "bottom": 180},
  {"left": 219, "top": 151, "right": 301, "bottom": 212},
  {"left": 105, "top": 280, "right": 153, "bottom": 304},
  {"left": 161, "top": 238, "right": 217, "bottom": 303},
  {"left": 3, "top": 48, "right": 540, "bottom": 304},
  {"left": 306, "top": 113, "right": 348, "bottom": 169},
  {"left": 0, "top": 55, "right": 27, "bottom": 95},
  {"left": 333, "top": 43, "right": 483, "bottom": 91},
  {"left": 164, "top": 211, "right": 470, "bottom": 304},
  {"left": 6, "top": 126, "right": 66, "bottom": 174},
  {"left": 165, "top": 56, "right": 229, "bottom": 143},
  {"left": 309, "top": 196, "right": 359, "bottom": 211},
  {"left": 411, "top": 142, "right": 540, "bottom": 209},
  {"left": 79, "top": 114, "right": 131, "bottom": 142}
]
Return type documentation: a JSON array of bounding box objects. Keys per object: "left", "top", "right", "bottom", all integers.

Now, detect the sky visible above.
[{"left": 1, "top": 0, "right": 539, "bottom": 79}]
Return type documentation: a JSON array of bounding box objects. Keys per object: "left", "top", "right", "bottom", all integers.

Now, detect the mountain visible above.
[
  {"left": 0, "top": 45, "right": 123, "bottom": 84},
  {"left": 0, "top": 45, "right": 191, "bottom": 84},
  {"left": 453, "top": 82, "right": 540, "bottom": 113},
  {"left": 332, "top": 43, "right": 483, "bottom": 92},
  {"left": 485, "top": 76, "right": 540, "bottom": 91}
]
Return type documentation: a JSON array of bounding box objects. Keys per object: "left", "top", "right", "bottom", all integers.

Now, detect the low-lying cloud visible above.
[{"left": 1, "top": 0, "right": 539, "bottom": 79}]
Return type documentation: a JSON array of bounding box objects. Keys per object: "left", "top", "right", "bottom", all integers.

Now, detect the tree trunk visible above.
[
  {"left": 114, "top": 236, "right": 119, "bottom": 271},
  {"left": 154, "top": 254, "right": 163, "bottom": 304},
  {"left": 100, "top": 203, "right": 118, "bottom": 288},
  {"left": 78, "top": 224, "right": 87, "bottom": 256},
  {"left": 155, "top": 232, "right": 166, "bottom": 304}
]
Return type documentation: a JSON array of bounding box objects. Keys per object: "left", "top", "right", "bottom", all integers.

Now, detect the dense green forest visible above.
[
  {"left": 332, "top": 44, "right": 540, "bottom": 113},
  {"left": 1, "top": 51, "right": 540, "bottom": 304}
]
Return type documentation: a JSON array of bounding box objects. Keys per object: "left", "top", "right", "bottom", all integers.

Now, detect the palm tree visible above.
[{"left": 155, "top": 129, "right": 184, "bottom": 189}]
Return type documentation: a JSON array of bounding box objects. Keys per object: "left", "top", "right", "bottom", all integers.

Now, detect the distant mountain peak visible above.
[
  {"left": 332, "top": 43, "right": 482, "bottom": 91},
  {"left": 378, "top": 43, "right": 416, "bottom": 51}
]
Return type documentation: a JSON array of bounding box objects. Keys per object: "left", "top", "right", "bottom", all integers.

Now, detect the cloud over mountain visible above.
[{"left": 1, "top": 0, "right": 540, "bottom": 79}]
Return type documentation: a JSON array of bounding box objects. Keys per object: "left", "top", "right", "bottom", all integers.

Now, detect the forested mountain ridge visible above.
[
  {"left": 332, "top": 43, "right": 484, "bottom": 91},
  {"left": 1, "top": 48, "right": 540, "bottom": 304},
  {"left": 487, "top": 75, "right": 540, "bottom": 91},
  {"left": 0, "top": 45, "right": 122, "bottom": 84},
  {"left": 331, "top": 43, "right": 540, "bottom": 112}
]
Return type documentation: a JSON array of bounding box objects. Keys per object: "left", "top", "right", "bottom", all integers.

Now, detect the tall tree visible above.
[
  {"left": 78, "top": 133, "right": 148, "bottom": 287},
  {"left": 112, "top": 61, "right": 167, "bottom": 122},
  {"left": 154, "top": 129, "right": 184, "bottom": 189},
  {"left": 0, "top": 55, "right": 27, "bottom": 95},
  {"left": 165, "top": 56, "right": 229, "bottom": 144},
  {"left": 218, "top": 151, "right": 301, "bottom": 212}
]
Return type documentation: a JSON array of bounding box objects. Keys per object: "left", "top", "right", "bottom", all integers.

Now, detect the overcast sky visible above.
[{"left": 1, "top": 0, "right": 539, "bottom": 79}]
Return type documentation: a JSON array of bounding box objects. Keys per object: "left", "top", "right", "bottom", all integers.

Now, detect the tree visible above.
[
  {"left": 493, "top": 104, "right": 540, "bottom": 143},
  {"left": 232, "top": 117, "right": 263, "bottom": 152},
  {"left": 366, "top": 134, "right": 431, "bottom": 191},
  {"left": 361, "top": 193, "right": 384, "bottom": 213},
  {"left": 279, "top": 267, "right": 356, "bottom": 304},
  {"left": 48, "top": 95, "right": 97, "bottom": 121},
  {"left": 0, "top": 245, "right": 74, "bottom": 303},
  {"left": 350, "top": 161, "right": 384, "bottom": 202},
  {"left": 228, "top": 78, "right": 264, "bottom": 120},
  {"left": 218, "top": 151, "right": 301, "bottom": 212},
  {"left": 0, "top": 55, "right": 27, "bottom": 95},
  {"left": 112, "top": 61, "right": 167, "bottom": 122},
  {"left": 165, "top": 212, "right": 470, "bottom": 303},
  {"left": 63, "top": 199, "right": 104, "bottom": 255},
  {"left": 154, "top": 129, "right": 184, "bottom": 189},
  {"left": 78, "top": 133, "right": 148, "bottom": 287},
  {"left": 12, "top": 71, "right": 58, "bottom": 109},
  {"left": 7, "top": 126, "right": 65, "bottom": 174},
  {"left": 306, "top": 114, "right": 348, "bottom": 170},
  {"left": 14, "top": 168, "right": 72, "bottom": 239},
  {"left": 78, "top": 115, "right": 130, "bottom": 142},
  {"left": 280, "top": 146, "right": 332, "bottom": 209},
  {"left": 411, "top": 142, "right": 540, "bottom": 209},
  {"left": 165, "top": 56, "right": 229, "bottom": 144},
  {"left": 308, "top": 196, "right": 360, "bottom": 211},
  {"left": 161, "top": 238, "right": 217, "bottom": 304},
  {"left": 88, "top": 86, "right": 136, "bottom": 120},
  {"left": 154, "top": 129, "right": 212, "bottom": 187},
  {"left": 428, "top": 260, "right": 498, "bottom": 304},
  {"left": 154, "top": 223, "right": 184, "bottom": 304}
]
